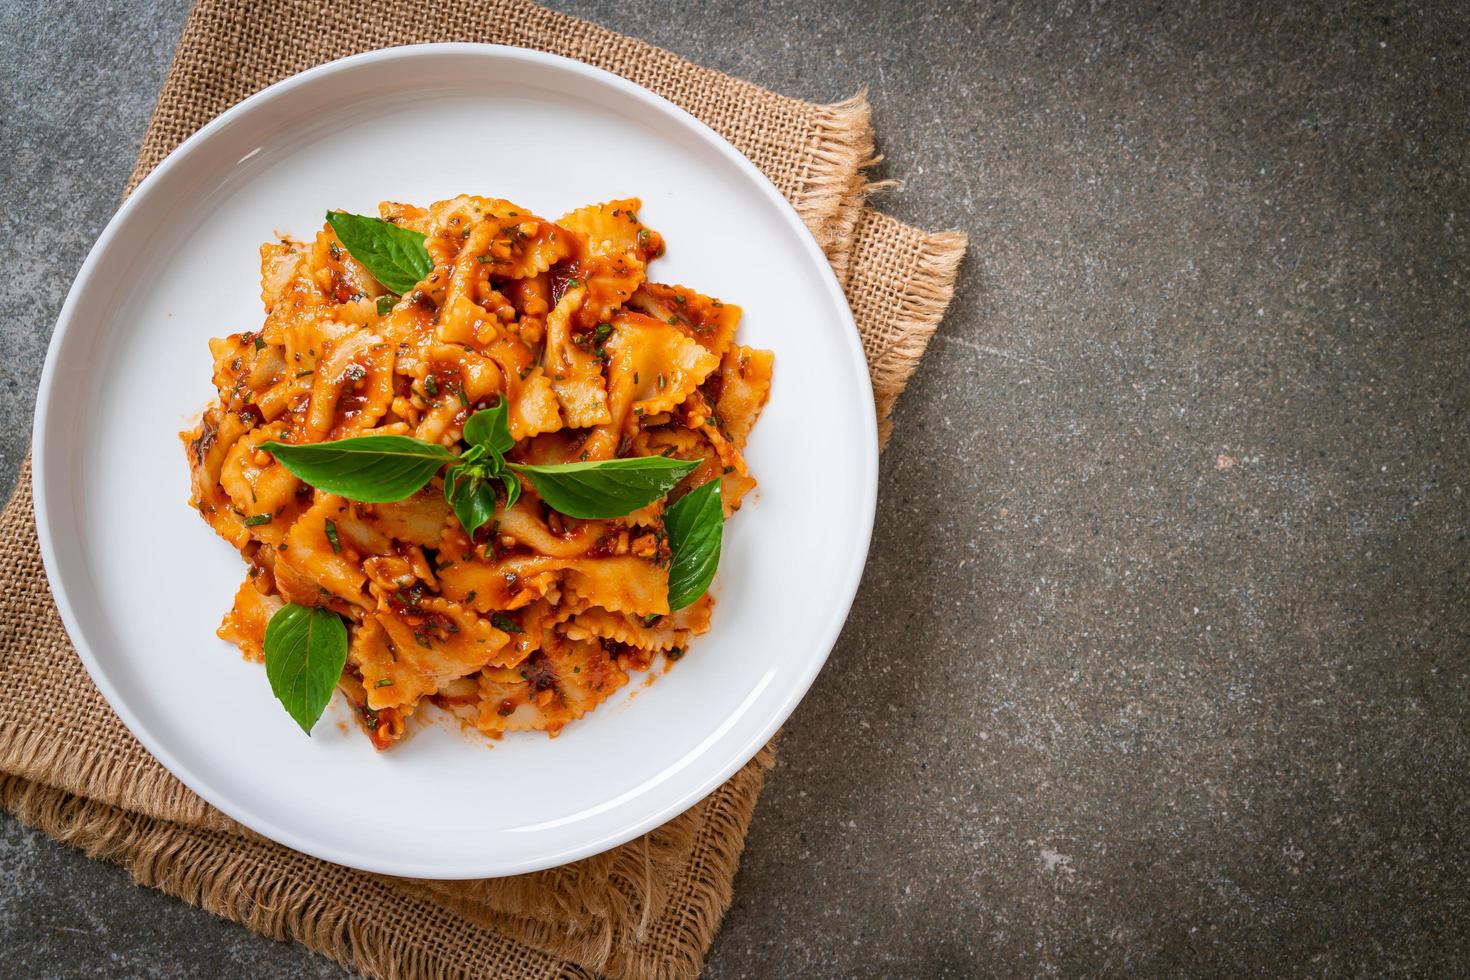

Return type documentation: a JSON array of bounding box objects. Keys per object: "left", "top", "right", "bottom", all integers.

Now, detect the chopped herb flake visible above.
[
  {"left": 243, "top": 514, "right": 271, "bottom": 527},
  {"left": 491, "top": 613, "right": 524, "bottom": 634},
  {"left": 324, "top": 519, "right": 341, "bottom": 553}
]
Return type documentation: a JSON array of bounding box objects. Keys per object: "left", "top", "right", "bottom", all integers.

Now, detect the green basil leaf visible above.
[
  {"left": 325, "top": 211, "right": 433, "bottom": 294},
  {"left": 447, "top": 467, "right": 498, "bottom": 536},
  {"left": 262, "top": 435, "right": 457, "bottom": 502},
  {"left": 264, "top": 603, "right": 349, "bottom": 734},
  {"left": 509, "top": 456, "right": 700, "bottom": 519},
  {"left": 463, "top": 402, "right": 514, "bottom": 456},
  {"left": 442, "top": 463, "right": 466, "bottom": 505},
  {"left": 500, "top": 470, "right": 522, "bottom": 510},
  {"left": 665, "top": 479, "right": 723, "bottom": 611}
]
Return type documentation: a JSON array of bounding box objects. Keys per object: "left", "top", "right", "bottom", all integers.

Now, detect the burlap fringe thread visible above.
[
  {"left": 871, "top": 227, "right": 968, "bottom": 443},
  {"left": 794, "top": 92, "right": 875, "bottom": 264},
  {"left": 0, "top": 710, "right": 225, "bottom": 830}
]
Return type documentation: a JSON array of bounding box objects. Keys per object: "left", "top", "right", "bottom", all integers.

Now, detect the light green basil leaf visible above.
[
  {"left": 442, "top": 461, "right": 469, "bottom": 506},
  {"left": 325, "top": 211, "right": 433, "bottom": 294},
  {"left": 510, "top": 456, "right": 701, "bottom": 519},
  {"left": 500, "top": 470, "right": 522, "bottom": 510},
  {"left": 460, "top": 443, "right": 488, "bottom": 466},
  {"left": 262, "top": 435, "right": 457, "bottom": 502},
  {"left": 463, "top": 401, "right": 514, "bottom": 456},
  {"left": 446, "top": 466, "right": 498, "bottom": 536},
  {"left": 264, "top": 603, "right": 349, "bottom": 734},
  {"left": 664, "top": 479, "right": 723, "bottom": 610}
]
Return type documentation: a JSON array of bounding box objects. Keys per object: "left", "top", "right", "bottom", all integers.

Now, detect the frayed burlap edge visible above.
[
  {"left": 872, "top": 227, "right": 968, "bottom": 444},
  {"left": 0, "top": 705, "right": 228, "bottom": 831},
  {"left": 0, "top": 774, "right": 575, "bottom": 979},
  {"left": 793, "top": 92, "right": 875, "bottom": 261},
  {"left": 0, "top": 745, "right": 776, "bottom": 980}
]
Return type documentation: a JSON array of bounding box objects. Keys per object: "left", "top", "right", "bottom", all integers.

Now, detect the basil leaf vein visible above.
[
  {"left": 665, "top": 479, "right": 723, "bottom": 611},
  {"left": 325, "top": 211, "right": 433, "bottom": 295},
  {"left": 262, "top": 435, "right": 457, "bottom": 502},
  {"left": 264, "top": 603, "right": 349, "bottom": 734},
  {"left": 510, "top": 456, "right": 701, "bottom": 519}
]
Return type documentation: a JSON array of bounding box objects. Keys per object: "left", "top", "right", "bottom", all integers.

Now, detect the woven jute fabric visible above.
[{"left": 0, "top": 1, "right": 965, "bottom": 977}]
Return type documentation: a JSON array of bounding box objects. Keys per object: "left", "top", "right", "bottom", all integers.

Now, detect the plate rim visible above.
[{"left": 32, "top": 42, "right": 878, "bottom": 878}]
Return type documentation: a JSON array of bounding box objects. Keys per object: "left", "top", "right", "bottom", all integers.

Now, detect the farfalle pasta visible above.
[{"left": 185, "top": 196, "right": 772, "bottom": 748}]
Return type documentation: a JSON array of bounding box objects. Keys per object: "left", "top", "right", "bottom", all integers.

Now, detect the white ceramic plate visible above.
[{"left": 34, "top": 44, "right": 876, "bottom": 878}]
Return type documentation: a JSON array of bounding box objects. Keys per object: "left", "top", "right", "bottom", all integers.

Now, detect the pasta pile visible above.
[{"left": 185, "top": 195, "right": 773, "bottom": 748}]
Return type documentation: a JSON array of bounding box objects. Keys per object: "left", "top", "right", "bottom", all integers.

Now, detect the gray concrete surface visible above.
[{"left": 2, "top": 0, "right": 1468, "bottom": 976}]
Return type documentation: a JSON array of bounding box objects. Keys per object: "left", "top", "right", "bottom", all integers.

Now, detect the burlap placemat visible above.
[{"left": 0, "top": 1, "right": 965, "bottom": 976}]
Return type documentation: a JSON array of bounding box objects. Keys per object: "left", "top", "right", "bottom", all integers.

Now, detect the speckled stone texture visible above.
[{"left": 2, "top": 1, "right": 1467, "bottom": 976}]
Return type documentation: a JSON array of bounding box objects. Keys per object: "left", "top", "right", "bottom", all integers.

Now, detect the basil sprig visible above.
[
  {"left": 325, "top": 211, "right": 433, "bottom": 295},
  {"left": 262, "top": 401, "right": 700, "bottom": 535},
  {"left": 664, "top": 479, "right": 724, "bottom": 610},
  {"left": 442, "top": 403, "right": 520, "bottom": 534},
  {"left": 263, "top": 603, "right": 349, "bottom": 734}
]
